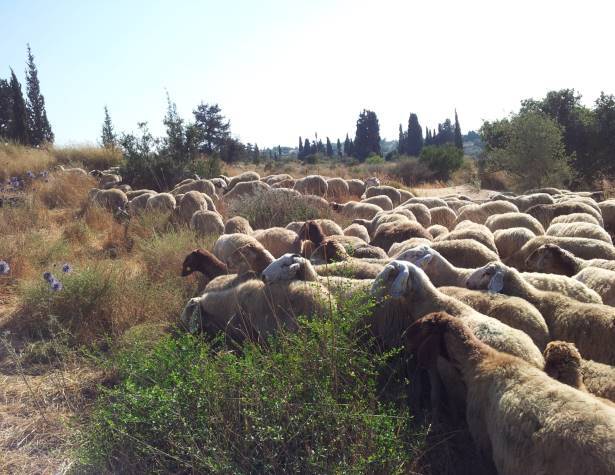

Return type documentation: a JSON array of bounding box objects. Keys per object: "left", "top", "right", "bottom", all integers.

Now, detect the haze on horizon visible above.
[{"left": 2, "top": 0, "right": 613, "bottom": 148}]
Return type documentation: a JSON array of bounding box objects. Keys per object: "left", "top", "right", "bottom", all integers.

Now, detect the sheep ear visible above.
[
  {"left": 488, "top": 270, "right": 504, "bottom": 293},
  {"left": 289, "top": 262, "right": 301, "bottom": 273},
  {"left": 415, "top": 253, "right": 432, "bottom": 268},
  {"left": 390, "top": 263, "right": 410, "bottom": 298},
  {"left": 416, "top": 334, "right": 442, "bottom": 368}
]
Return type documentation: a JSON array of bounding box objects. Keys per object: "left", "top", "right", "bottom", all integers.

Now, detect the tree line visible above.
[{"left": 0, "top": 45, "right": 53, "bottom": 146}]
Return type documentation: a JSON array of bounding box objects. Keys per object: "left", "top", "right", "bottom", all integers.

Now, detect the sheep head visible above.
[
  {"left": 181, "top": 249, "right": 227, "bottom": 278},
  {"left": 396, "top": 245, "right": 436, "bottom": 270},
  {"left": 543, "top": 341, "right": 584, "bottom": 389},
  {"left": 299, "top": 220, "right": 325, "bottom": 245},
  {"left": 371, "top": 260, "right": 426, "bottom": 301},
  {"left": 365, "top": 176, "right": 380, "bottom": 189},
  {"left": 466, "top": 262, "right": 507, "bottom": 293},
  {"left": 262, "top": 253, "right": 306, "bottom": 284},
  {"left": 525, "top": 244, "right": 577, "bottom": 276},
  {"left": 227, "top": 242, "right": 274, "bottom": 275}
]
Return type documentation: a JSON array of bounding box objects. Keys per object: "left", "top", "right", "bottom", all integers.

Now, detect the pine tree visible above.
[
  {"left": 0, "top": 78, "right": 11, "bottom": 139},
  {"left": 303, "top": 138, "right": 311, "bottom": 160},
  {"left": 343, "top": 133, "right": 352, "bottom": 157},
  {"left": 8, "top": 69, "right": 28, "bottom": 145},
  {"left": 454, "top": 109, "right": 463, "bottom": 150},
  {"left": 326, "top": 137, "right": 333, "bottom": 157},
  {"left": 353, "top": 109, "right": 381, "bottom": 161},
  {"left": 336, "top": 138, "right": 342, "bottom": 157},
  {"left": 192, "top": 102, "right": 230, "bottom": 154},
  {"left": 25, "top": 45, "right": 53, "bottom": 145},
  {"left": 398, "top": 124, "right": 405, "bottom": 154},
  {"left": 406, "top": 113, "right": 424, "bottom": 156},
  {"left": 101, "top": 106, "right": 116, "bottom": 148},
  {"left": 317, "top": 139, "right": 324, "bottom": 154},
  {"left": 299, "top": 136, "right": 303, "bottom": 156}
]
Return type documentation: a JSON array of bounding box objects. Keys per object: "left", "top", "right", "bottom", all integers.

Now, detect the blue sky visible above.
[{"left": 2, "top": 0, "right": 613, "bottom": 147}]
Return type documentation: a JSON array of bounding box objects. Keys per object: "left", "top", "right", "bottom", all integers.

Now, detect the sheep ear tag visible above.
[
  {"left": 488, "top": 271, "right": 504, "bottom": 293},
  {"left": 415, "top": 254, "right": 432, "bottom": 268}
]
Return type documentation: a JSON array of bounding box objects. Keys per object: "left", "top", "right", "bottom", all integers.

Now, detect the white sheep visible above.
[
  {"left": 574, "top": 266, "right": 615, "bottom": 306},
  {"left": 326, "top": 177, "right": 350, "bottom": 201},
  {"left": 436, "top": 221, "right": 498, "bottom": 254},
  {"left": 551, "top": 212, "right": 601, "bottom": 226},
  {"left": 525, "top": 243, "right": 615, "bottom": 275},
  {"left": 343, "top": 223, "right": 370, "bottom": 243},
  {"left": 428, "top": 206, "right": 457, "bottom": 229},
  {"left": 484, "top": 211, "right": 545, "bottom": 235},
  {"left": 213, "top": 234, "right": 275, "bottom": 274},
  {"left": 224, "top": 216, "right": 253, "bottom": 235},
  {"left": 546, "top": 222, "right": 612, "bottom": 245},
  {"left": 331, "top": 201, "right": 383, "bottom": 220},
  {"left": 364, "top": 185, "right": 401, "bottom": 206},
  {"left": 190, "top": 210, "right": 224, "bottom": 237},
  {"left": 250, "top": 227, "right": 304, "bottom": 258},
  {"left": 223, "top": 180, "right": 271, "bottom": 202},
  {"left": 493, "top": 227, "right": 536, "bottom": 260},
  {"left": 145, "top": 193, "right": 176, "bottom": 213},
  {"left": 361, "top": 195, "right": 393, "bottom": 210},
  {"left": 293, "top": 175, "right": 328, "bottom": 197},
  {"left": 397, "top": 203, "right": 431, "bottom": 227},
  {"left": 227, "top": 171, "right": 260, "bottom": 191}
]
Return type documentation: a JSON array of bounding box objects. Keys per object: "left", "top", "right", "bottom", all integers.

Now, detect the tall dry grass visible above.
[{"left": 50, "top": 145, "right": 122, "bottom": 171}]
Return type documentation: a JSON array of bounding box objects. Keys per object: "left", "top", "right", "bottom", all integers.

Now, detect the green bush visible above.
[
  {"left": 419, "top": 145, "right": 464, "bottom": 181},
  {"left": 390, "top": 156, "right": 435, "bottom": 185},
  {"left": 78, "top": 295, "right": 425, "bottom": 473}
]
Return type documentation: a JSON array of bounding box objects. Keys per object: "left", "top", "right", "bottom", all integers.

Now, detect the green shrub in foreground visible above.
[{"left": 79, "top": 297, "right": 425, "bottom": 473}]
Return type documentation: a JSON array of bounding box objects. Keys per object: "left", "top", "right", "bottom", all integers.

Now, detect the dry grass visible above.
[
  {"left": 0, "top": 143, "right": 55, "bottom": 181},
  {"left": 50, "top": 145, "right": 122, "bottom": 171},
  {"left": 36, "top": 173, "right": 96, "bottom": 209}
]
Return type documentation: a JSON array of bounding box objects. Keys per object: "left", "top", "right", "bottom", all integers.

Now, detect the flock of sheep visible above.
[{"left": 76, "top": 166, "right": 615, "bottom": 474}]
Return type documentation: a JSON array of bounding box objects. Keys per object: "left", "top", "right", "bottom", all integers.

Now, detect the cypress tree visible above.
[
  {"left": 25, "top": 45, "right": 53, "bottom": 145},
  {"left": 336, "top": 138, "right": 342, "bottom": 157},
  {"left": 317, "top": 139, "right": 324, "bottom": 154},
  {"left": 298, "top": 136, "right": 303, "bottom": 156},
  {"left": 343, "top": 133, "right": 351, "bottom": 157},
  {"left": 0, "top": 78, "right": 11, "bottom": 139},
  {"left": 8, "top": 69, "right": 28, "bottom": 145},
  {"left": 101, "top": 106, "right": 116, "bottom": 148},
  {"left": 303, "top": 138, "right": 311, "bottom": 159},
  {"left": 454, "top": 109, "right": 463, "bottom": 150},
  {"left": 353, "top": 109, "right": 381, "bottom": 161},
  {"left": 325, "top": 137, "right": 333, "bottom": 157},
  {"left": 406, "top": 113, "right": 424, "bottom": 156},
  {"left": 398, "top": 124, "right": 405, "bottom": 154},
  {"left": 278, "top": 145, "right": 282, "bottom": 157}
]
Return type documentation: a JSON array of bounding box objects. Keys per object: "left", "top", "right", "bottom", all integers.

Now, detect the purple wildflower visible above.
[
  {"left": 50, "top": 279, "right": 63, "bottom": 292},
  {"left": 62, "top": 263, "right": 72, "bottom": 273},
  {"left": 0, "top": 260, "right": 10, "bottom": 275},
  {"left": 26, "top": 171, "right": 35, "bottom": 179},
  {"left": 43, "top": 271, "right": 55, "bottom": 283}
]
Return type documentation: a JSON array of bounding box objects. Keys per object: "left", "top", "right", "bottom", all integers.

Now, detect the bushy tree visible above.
[
  {"left": 353, "top": 109, "right": 381, "bottom": 161},
  {"left": 101, "top": 106, "right": 116, "bottom": 148},
  {"left": 433, "top": 119, "right": 454, "bottom": 146},
  {"left": 480, "top": 111, "right": 571, "bottom": 190},
  {"left": 8, "top": 69, "right": 28, "bottom": 145},
  {"left": 419, "top": 144, "right": 463, "bottom": 180},
  {"left": 406, "top": 113, "right": 423, "bottom": 156},
  {"left": 25, "top": 45, "right": 53, "bottom": 145},
  {"left": 191, "top": 102, "right": 230, "bottom": 155},
  {"left": 591, "top": 92, "right": 615, "bottom": 177}
]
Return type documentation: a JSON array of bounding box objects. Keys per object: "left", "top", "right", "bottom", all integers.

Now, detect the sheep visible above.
[
  {"left": 371, "top": 221, "right": 431, "bottom": 253},
  {"left": 525, "top": 243, "right": 615, "bottom": 276},
  {"left": 546, "top": 222, "right": 613, "bottom": 244},
  {"left": 398, "top": 189, "right": 414, "bottom": 202},
  {"left": 250, "top": 227, "right": 303, "bottom": 258},
  {"left": 361, "top": 195, "right": 393, "bottom": 210},
  {"left": 524, "top": 186, "right": 564, "bottom": 195},
  {"left": 400, "top": 244, "right": 601, "bottom": 303},
  {"left": 56, "top": 165, "right": 87, "bottom": 176},
  {"left": 428, "top": 206, "right": 457, "bottom": 229},
  {"left": 343, "top": 223, "right": 370, "bottom": 243},
  {"left": 271, "top": 178, "right": 296, "bottom": 189},
  {"left": 190, "top": 210, "right": 224, "bottom": 237},
  {"left": 91, "top": 188, "right": 128, "bottom": 211},
  {"left": 364, "top": 176, "right": 380, "bottom": 188},
  {"left": 127, "top": 192, "right": 155, "bottom": 215},
  {"left": 484, "top": 211, "right": 545, "bottom": 235},
  {"left": 309, "top": 236, "right": 388, "bottom": 263},
  {"left": 426, "top": 239, "right": 498, "bottom": 268},
  {"left": 527, "top": 201, "right": 604, "bottom": 229},
  {"left": 330, "top": 201, "right": 383, "bottom": 220},
  {"left": 224, "top": 180, "right": 271, "bottom": 202},
  {"left": 145, "top": 193, "right": 176, "bottom": 213},
  {"left": 294, "top": 174, "right": 328, "bottom": 197},
  {"left": 209, "top": 177, "right": 228, "bottom": 194},
  {"left": 224, "top": 216, "right": 253, "bottom": 235},
  {"left": 287, "top": 219, "right": 344, "bottom": 237},
  {"left": 551, "top": 212, "right": 601, "bottom": 226},
  {"left": 213, "top": 234, "right": 275, "bottom": 274},
  {"left": 438, "top": 286, "right": 550, "bottom": 350},
  {"left": 436, "top": 221, "right": 498, "bottom": 254},
  {"left": 388, "top": 238, "right": 434, "bottom": 257},
  {"left": 454, "top": 201, "right": 519, "bottom": 226},
  {"left": 493, "top": 227, "right": 536, "bottom": 260},
  {"left": 364, "top": 185, "right": 402, "bottom": 206},
  {"left": 405, "top": 312, "right": 615, "bottom": 475},
  {"left": 263, "top": 173, "right": 293, "bottom": 186},
  {"left": 171, "top": 179, "right": 218, "bottom": 200},
  {"left": 326, "top": 177, "right": 349, "bottom": 201},
  {"left": 506, "top": 235, "right": 615, "bottom": 270},
  {"left": 126, "top": 189, "right": 157, "bottom": 199},
  {"left": 598, "top": 199, "right": 615, "bottom": 235},
  {"left": 426, "top": 224, "right": 448, "bottom": 239},
  {"left": 557, "top": 195, "right": 602, "bottom": 214},
  {"left": 227, "top": 171, "right": 260, "bottom": 191},
  {"left": 544, "top": 341, "right": 615, "bottom": 403},
  {"left": 397, "top": 203, "right": 431, "bottom": 227},
  {"left": 574, "top": 267, "right": 615, "bottom": 306},
  {"left": 366, "top": 211, "right": 415, "bottom": 236},
  {"left": 174, "top": 190, "right": 208, "bottom": 224},
  {"left": 467, "top": 261, "right": 615, "bottom": 365},
  {"left": 346, "top": 179, "right": 365, "bottom": 197},
  {"left": 181, "top": 248, "right": 229, "bottom": 285},
  {"left": 492, "top": 192, "right": 555, "bottom": 211},
  {"left": 99, "top": 173, "right": 122, "bottom": 189},
  {"left": 402, "top": 197, "right": 448, "bottom": 209}
]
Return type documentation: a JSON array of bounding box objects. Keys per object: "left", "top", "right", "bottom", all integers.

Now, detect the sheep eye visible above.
[{"left": 186, "top": 266, "right": 192, "bottom": 272}]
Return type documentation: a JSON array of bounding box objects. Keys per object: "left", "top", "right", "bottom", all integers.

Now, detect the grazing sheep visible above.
[
  {"left": 127, "top": 192, "right": 155, "bottom": 215},
  {"left": 398, "top": 189, "right": 414, "bottom": 202},
  {"left": 294, "top": 175, "right": 328, "bottom": 197},
  {"left": 574, "top": 267, "right": 615, "bottom": 306},
  {"left": 467, "top": 262, "right": 615, "bottom": 365},
  {"left": 126, "top": 189, "right": 157, "bottom": 199},
  {"left": 263, "top": 173, "right": 293, "bottom": 186},
  {"left": 287, "top": 219, "right": 343, "bottom": 237},
  {"left": 56, "top": 165, "right": 87, "bottom": 176},
  {"left": 209, "top": 177, "right": 228, "bottom": 194},
  {"left": 343, "top": 223, "right": 370, "bottom": 243},
  {"left": 181, "top": 248, "right": 228, "bottom": 284},
  {"left": 388, "top": 238, "right": 433, "bottom": 258},
  {"left": 426, "top": 224, "right": 448, "bottom": 239},
  {"left": 454, "top": 201, "right": 519, "bottom": 226},
  {"left": 406, "top": 312, "right": 615, "bottom": 475},
  {"left": 145, "top": 192, "right": 176, "bottom": 213},
  {"left": 439, "top": 286, "right": 550, "bottom": 350},
  {"left": 364, "top": 185, "right": 402, "bottom": 206},
  {"left": 367, "top": 211, "right": 415, "bottom": 236},
  {"left": 364, "top": 176, "right": 380, "bottom": 188},
  {"left": 91, "top": 188, "right": 128, "bottom": 211},
  {"left": 272, "top": 178, "right": 296, "bottom": 189},
  {"left": 371, "top": 221, "right": 432, "bottom": 252},
  {"left": 493, "top": 227, "right": 536, "bottom": 260},
  {"left": 551, "top": 212, "right": 601, "bottom": 226},
  {"left": 506, "top": 235, "right": 615, "bottom": 270},
  {"left": 190, "top": 211, "right": 224, "bottom": 237},
  {"left": 398, "top": 203, "right": 431, "bottom": 227},
  {"left": 403, "top": 197, "right": 448, "bottom": 209},
  {"left": 171, "top": 179, "right": 218, "bottom": 200},
  {"left": 557, "top": 195, "right": 601, "bottom": 215},
  {"left": 527, "top": 202, "right": 604, "bottom": 229},
  {"left": 175, "top": 190, "right": 208, "bottom": 224},
  {"left": 250, "top": 227, "right": 303, "bottom": 258},
  {"left": 346, "top": 179, "right": 365, "bottom": 197},
  {"left": 331, "top": 201, "right": 383, "bottom": 220},
  {"left": 492, "top": 192, "right": 555, "bottom": 211},
  {"left": 224, "top": 180, "right": 271, "bottom": 202},
  {"left": 436, "top": 221, "right": 498, "bottom": 254},
  {"left": 361, "top": 195, "right": 393, "bottom": 210},
  {"left": 213, "top": 234, "right": 274, "bottom": 274},
  {"left": 428, "top": 206, "right": 457, "bottom": 229},
  {"left": 309, "top": 236, "right": 387, "bottom": 263},
  {"left": 326, "top": 177, "right": 349, "bottom": 201},
  {"left": 224, "top": 216, "right": 253, "bottom": 235},
  {"left": 399, "top": 245, "right": 602, "bottom": 304},
  {"left": 544, "top": 341, "right": 615, "bottom": 404},
  {"left": 429, "top": 239, "right": 499, "bottom": 268},
  {"left": 598, "top": 199, "right": 615, "bottom": 234},
  {"left": 227, "top": 171, "right": 260, "bottom": 191},
  {"left": 525, "top": 243, "right": 615, "bottom": 275},
  {"left": 484, "top": 212, "right": 545, "bottom": 235},
  {"left": 546, "top": 222, "right": 613, "bottom": 244}
]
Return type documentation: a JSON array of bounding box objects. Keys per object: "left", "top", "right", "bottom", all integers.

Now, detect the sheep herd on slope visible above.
[{"left": 76, "top": 165, "right": 615, "bottom": 474}]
